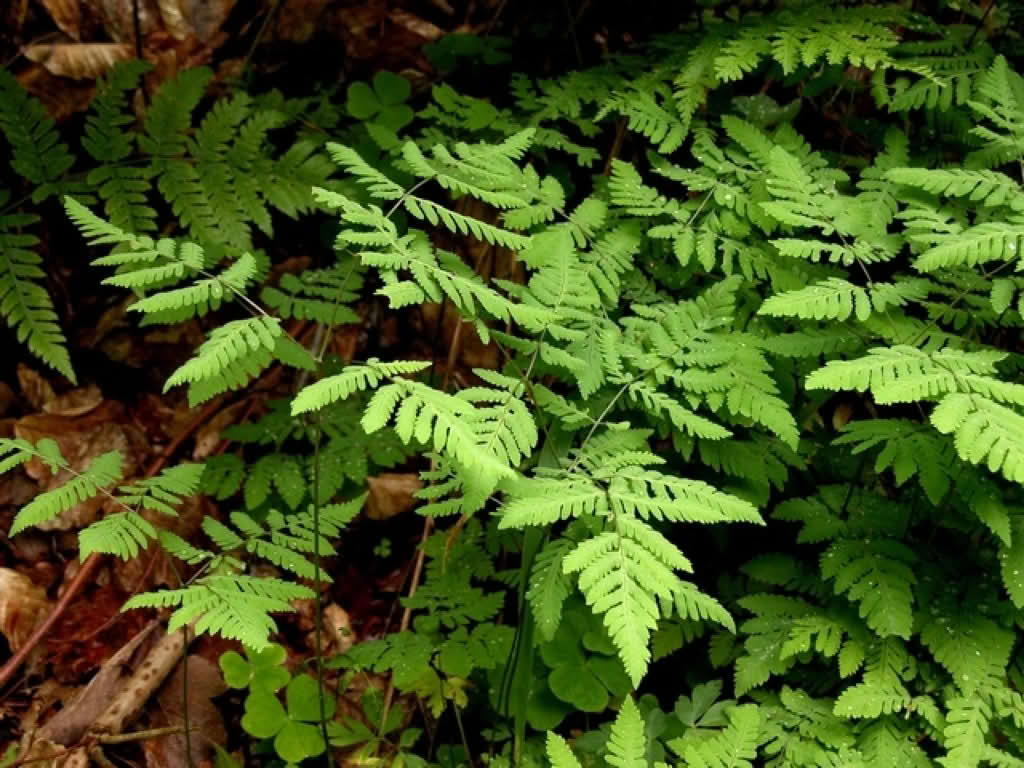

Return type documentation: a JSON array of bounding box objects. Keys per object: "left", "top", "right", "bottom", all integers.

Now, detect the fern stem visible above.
[{"left": 309, "top": 410, "right": 332, "bottom": 767}]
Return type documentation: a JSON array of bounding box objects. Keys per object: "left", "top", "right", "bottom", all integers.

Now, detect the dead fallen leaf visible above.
[
  {"left": 388, "top": 8, "right": 445, "bottom": 41},
  {"left": 0, "top": 381, "right": 16, "bottom": 417},
  {"left": 96, "top": 0, "right": 162, "bottom": 42},
  {"left": 365, "top": 473, "right": 422, "bottom": 520},
  {"left": 275, "top": 0, "right": 331, "bottom": 43},
  {"left": 143, "top": 655, "right": 227, "bottom": 768},
  {"left": 0, "top": 568, "right": 52, "bottom": 653},
  {"left": 25, "top": 42, "right": 135, "bottom": 80},
  {"left": 37, "top": 0, "right": 83, "bottom": 40},
  {"left": 192, "top": 398, "right": 250, "bottom": 460},
  {"left": 304, "top": 603, "right": 353, "bottom": 655},
  {"left": 155, "top": 0, "right": 192, "bottom": 39},
  {"left": 832, "top": 401, "right": 854, "bottom": 431},
  {"left": 17, "top": 364, "right": 56, "bottom": 410},
  {"left": 180, "top": 0, "right": 234, "bottom": 43},
  {"left": 37, "top": 622, "right": 159, "bottom": 746},
  {"left": 42, "top": 384, "right": 102, "bottom": 417},
  {"left": 16, "top": 65, "right": 95, "bottom": 120}
]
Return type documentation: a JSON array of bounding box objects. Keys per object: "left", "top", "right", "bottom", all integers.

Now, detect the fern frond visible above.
[
  {"left": 292, "top": 360, "right": 431, "bottom": 415},
  {"left": 79, "top": 512, "right": 157, "bottom": 560},
  {"left": 931, "top": 394, "right": 1024, "bottom": 484},
  {"left": 125, "top": 572, "right": 315, "bottom": 650},
  {"left": 0, "top": 200, "right": 75, "bottom": 380},
  {"left": 605, "top": 697, "right": 646, "bottom": 768},
  {"left": 0, "top": 70, "right": 75, "bottom": 200},
  {"left": 10, "top": 451, "right": 123, "bottom": 535}
]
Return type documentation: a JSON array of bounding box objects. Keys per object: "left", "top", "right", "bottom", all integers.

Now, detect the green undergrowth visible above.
[{"left": 3, "top": 1, "right": 1024, "bottom": 766}]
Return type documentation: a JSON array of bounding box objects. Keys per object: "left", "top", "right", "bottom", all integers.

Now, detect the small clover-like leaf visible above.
[
  {"left": 275, "top": 720, "right": 325, "bottom": 764},
  {"left": 373, "top": 71, "right": 411, "bottom": 106},
  {"left": 346, "top": 81, "right": 379, "bottom": 119},
  {"left": 241, "top": 690, "right": 287, "bottom": 739},
  {"left": 548, "top": 663, "right": 609, "bottom": 712},
  {"left": 376, "top": 104, "right": 415, "bottom": 132},
  {"left": 219, "top": 651, "right": 250, "bottom": 688},
  {"left": 287, "top": 674, "right": 337, "bottom": 721}
]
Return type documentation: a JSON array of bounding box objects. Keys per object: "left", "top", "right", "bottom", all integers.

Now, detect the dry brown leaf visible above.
[
  {"left": 832, "top": 401, "right": 854, "bottom": 431},
  {"left": 17, "top": 364, "right": 56, "bottom": 410},
  {"left": 25, "top": 42, "right": 134, "bottom": 80},
  {"left": 306, "top": 603, "right": 353, "bottom": 655},
  {"left": 97, "top": 0, "right": 162, "bottom": 42},
  {"left": 192, "top": 398, "right": 250, "bottom": 460},
  {"left": 275, "top": 0, "right": 330, "bottom": 43},
  {"left": 36, "top": 622, "right": 159, "bottom": 746},
  {"left": 0, "top": 568, "right": 52, "bottom": 654},
  {"left": 155, "top": 0, "right": 192, "bottom": 39},
  {"left": 0, "top": 381, "right": 17, "bottom": 417},
  {"left": 16, "top": 66, "right": 95, "bottom": 120},
  {"left": 37, "top": 0, "right": 83, "bottom": 39},
  {"left": 180, "top": 0, "right": 234, "bottom": 43},
  {"left": 143, "top": 655, "right": 227, "bottom": 768},
  {"left": 365, "top": 473, "right": 422, "bottom": 520},
  {"left": 388, "top": 8, "right": 445, "bottom": 41},
  {"left": 42, "top": 384, "right": 102, "bottom": 417}
]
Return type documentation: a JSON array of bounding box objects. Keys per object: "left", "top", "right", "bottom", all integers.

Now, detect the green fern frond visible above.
[
  {"left": 124, "top": 572, "right": 315, "bottom": 650},
  {"left": 546, "top": 733, "right": 583, "bottom": 768},
  {"left": 165, "top": 316, "right": 281, "bottom": 390},
  {"left": 931, "top": 394, "right": 1024, "bottom": 484},
  {"left": 292, "top": 360, "right": 431, "bottom": 414},
  {"left": 10, "top": 450, "right": 123, "bottom": 535},
  {"left": 605, "top": 696, "right": 646, "bottom": 768},
  {"left": 0, "top": 70, "right": 75, "bottom": 200},
  {"left": 528, "top": 537, "right": 573, "bottom": 642},
  {"left": 0, "top": 199, "right": 75, "bottom": 380},
  {"left": 759, "top": 278, "right": 871, "bottom": 322},
  {"left": 79, "top": 512, "right": 157, "bottom": 560},
  {"left": 83, "top": 60, "right": 156, "bottom": 233},
  {"left": 820, "top": 538, "right": 916, "bottom": 639}
]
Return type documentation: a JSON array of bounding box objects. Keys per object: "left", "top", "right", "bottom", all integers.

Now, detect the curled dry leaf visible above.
[
  {"left": 0, "top": 568, "right": 52, "bottom": 653},
  {"left": 306, "top": 603, "right": 353, "bottom": 655},
  {"left": 154, "top": 0, "right": 192, "bottom": 40},
  {"left": 17, "top": 364, "right": 56, "bottom": 411},
  {"left": 37, "top": 0, "right": 83, "bottom": 39},
  {"left": 365, "top": 473, "right": 422, "bottom": 520},
  {"left": 24, "top": 42, "right": 135, "bottom": 80},
  {"left": 42, "top": 384, "right": 102, "bottom": 417},
  {"left": 388, "top": 8, "right": 445, "bottom": 41}
]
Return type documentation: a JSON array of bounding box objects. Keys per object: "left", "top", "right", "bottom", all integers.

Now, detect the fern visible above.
[
  {"left": 79, "top": 463, "right": 205, "bottom": 559},
  {"left": 3, "top": 441, "right": 124, "bottom": 535},
  {"left": 0, "top": 192, "right": 74, "bottom": 380},
  {"left": 0, "top": 70, "right": 76, "bottom": 201}
]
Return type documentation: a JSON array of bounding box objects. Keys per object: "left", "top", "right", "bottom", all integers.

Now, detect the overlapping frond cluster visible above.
[{"left": 0, "top": 60, "right": 338, "bottom": 378}]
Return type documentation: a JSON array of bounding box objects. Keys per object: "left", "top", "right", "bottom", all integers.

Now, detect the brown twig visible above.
[{"left": 10, "top": 726, "right": 196, "bottom": 766}]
